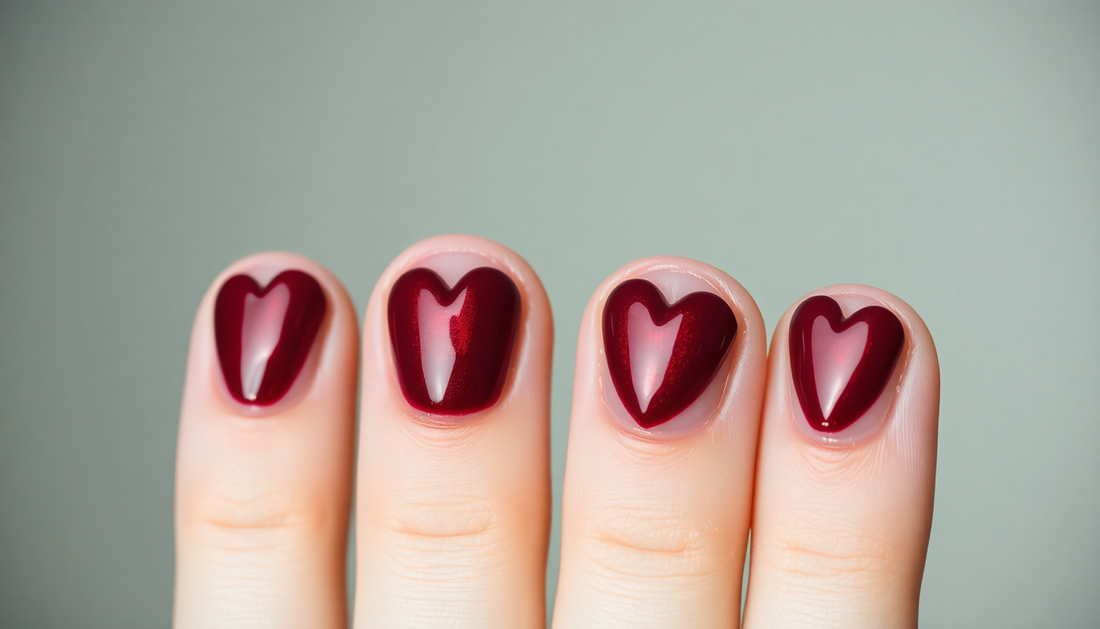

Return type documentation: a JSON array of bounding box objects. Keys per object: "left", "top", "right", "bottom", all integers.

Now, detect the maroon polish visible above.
[
  {"left": 602, "top": 279, "right": 738, "bottom": 430},
  {"left": 788, "top": 295, "right": 905, "bottom": 433},
  {"left": 214, "top": 270, "right": 327, "bottom": 406},
  {"left": 387, "top": 267, "right": 521, "bottom": 415}
]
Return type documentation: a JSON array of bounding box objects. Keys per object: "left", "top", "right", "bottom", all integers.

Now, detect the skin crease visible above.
[{"left": 174, "top": 238, "right": 939, "bottom": 629}]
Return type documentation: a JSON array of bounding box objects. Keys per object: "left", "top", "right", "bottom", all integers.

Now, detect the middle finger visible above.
[
  {"left": 354, "top": 235, "right": 553, "bottom": 629},
  {"left": 552, "top": 257, "right": 766, "bottom": 628}
]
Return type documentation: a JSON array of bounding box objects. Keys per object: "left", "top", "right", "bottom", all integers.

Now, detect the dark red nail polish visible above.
[
  {"left": 788, "top": 295, "right": 905, "bottom": 433},
  {"left": 214, "top": 270, "right": 327, "bottom": 406},
  {"left": 602, "top": 279, "right": 738, "bottom": 429},
  {"left": 388, "top": 267, "right": 521, "bottom": 415}
]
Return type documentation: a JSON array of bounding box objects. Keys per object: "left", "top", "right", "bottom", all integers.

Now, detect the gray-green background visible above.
[{"left": 1, "top": 2, "right": 1097, "bottom": 627}]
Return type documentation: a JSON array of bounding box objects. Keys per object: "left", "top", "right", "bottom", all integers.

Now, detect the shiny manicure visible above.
[
  {"left": 214, "top": 270, "right": 327, "bottom": 406},
  {"left": 603, "top": 279, "right": 737, "bottom": 429},
  {"left": 788, "top": 295, "right": 905, "bottom": 433},
  {"left": 388, "top": 267, "right": 521, "bottom": 415}
]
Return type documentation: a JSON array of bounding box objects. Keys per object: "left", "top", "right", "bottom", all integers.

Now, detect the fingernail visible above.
[
  {"left": 603, "top": 277, "right": 738, "bottom": 430},
  {"left": 214, "top": 270, "right": 328, "bottom": 406},
  {"left": 788, "top": 295, "right": 905, "bottom": 438},
  {"left": 388, "top": 266, "right": 521, "bottom": 415}
]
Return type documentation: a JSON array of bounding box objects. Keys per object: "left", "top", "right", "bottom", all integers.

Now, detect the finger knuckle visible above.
[
  {"left": 580, "top": 504, "right": 731, "bottom": 583},
  {"left": 375, "top": 491, "right": 528, "bottom": 572},
  {"left": 192, "top": 484, "right": 319, "bottom": 556},
  {"left": 768, "top": 516, "right": 899, "bottom": 590}
]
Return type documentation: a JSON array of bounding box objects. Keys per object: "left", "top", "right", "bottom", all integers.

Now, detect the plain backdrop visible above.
[{"left": 1, "top": 2, "right": 1097, "bottom": 627}]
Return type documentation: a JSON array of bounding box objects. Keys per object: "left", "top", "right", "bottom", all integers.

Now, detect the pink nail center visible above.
[
  {"left": 811, "top": 316, "right": 869, "bottom": 421},
  {"left": 627, "top": 302, "right": 683, "bottom": 414},
  {"left": 417, "top": 287, "right": 468, "bottom": 404},
  {"left": 240, "top": 285, "right": 291, "bottom": 402}
]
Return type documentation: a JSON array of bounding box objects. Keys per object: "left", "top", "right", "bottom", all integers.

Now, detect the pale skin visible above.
[{"left": 174, "top": 235, "right": 939, "bottom": 628}]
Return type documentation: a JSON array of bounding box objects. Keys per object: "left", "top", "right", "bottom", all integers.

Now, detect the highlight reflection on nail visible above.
[
  {"left": 788, "top": 295, "right": 904, "bottom": 433},
  {"left": 603, "top": 279, "right": 737, "bottom": 429},
  {"left": 388, "top": 267, "right": 520, "bottom": 416},
  {"left": 214, "top": 270, "right": 327, "bottom": 406}
]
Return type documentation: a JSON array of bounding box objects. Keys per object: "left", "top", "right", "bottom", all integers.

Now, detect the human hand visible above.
[{"left": 173, "top": 234, "right": 939, "bottom": 628}]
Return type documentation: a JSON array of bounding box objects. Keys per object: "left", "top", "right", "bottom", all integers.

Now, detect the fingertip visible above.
[
  {"left": 771, "top": 283, "right": 939, "bottom": 450},
  {"left": 370, "top": 234, "right": 550, "bottom": 316},
  {"left": 361, "top": 234, "right": 553, "bottom": 426},
  {"left": 575, "top": 255, "right": 767, "bottom": 441},
  {"left": 183, "top": 251, "right": 358, "bottom": 419}
]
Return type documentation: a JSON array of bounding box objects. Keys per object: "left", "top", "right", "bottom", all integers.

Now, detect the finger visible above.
[
  {"left": 552, "top": 258, "right": 767, "bottom": 628},
  {"left": 743, "top": 285, "right": 939, "bottom": 628},
  {"left": 354, "top": 236, "right": 552, "bottom": 629},
  {"left": 174, "top": 253, "right": 358, "bottom": 629}
]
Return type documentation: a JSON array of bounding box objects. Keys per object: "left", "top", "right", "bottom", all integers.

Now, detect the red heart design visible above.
[
  {"left": 214, "top": 270, "right": 327, "bottom": 406},
  {"left": 388, "top": 267, "right": 520, "bottom": 415},
  {"left": 603, "top": 279, "right": 737, "bottom": 429},
  {"left": 788, "top": 295, "right": 905, "bottom": 433}
]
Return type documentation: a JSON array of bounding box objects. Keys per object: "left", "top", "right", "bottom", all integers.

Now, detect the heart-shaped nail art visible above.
[
  {"left": 214, "top": 270, "right": 327, "bottom": 406},
  {"left": 388, "top": 267, "right": 521, "bottom": 415},
  {"left": 788, "top": 295, "right": 905, "bottom": 433},
  {"left": 603, "top": 279, "right": 737, "bottom": 429}
]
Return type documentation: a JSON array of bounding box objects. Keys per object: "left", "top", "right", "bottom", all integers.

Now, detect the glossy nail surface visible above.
[
  {"left": 789, "top": 295, "right": 905, "bottom": 433},
  {"left": 388, "top": 267, "right": 521, "bottom": 415},
  {"left": 603, "top": 279, "right": 737, "bottom": 429},
  {"left": 214, "top": 270, "right": 327, "bottom": 406}
]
